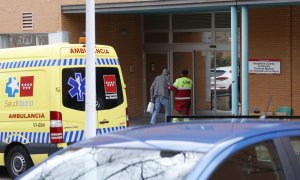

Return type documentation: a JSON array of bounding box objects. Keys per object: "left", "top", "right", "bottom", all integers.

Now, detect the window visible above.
[
  {"left": 173, "top": 32, "right": 212, "bottom": 43},
  {"left": 0, "top": 34, "right": 48, "bottom": 48},
  {"left": 210, "top": 141, "right": 285, "bottom": 180},
  {"left": 172, "top": 13, "right": 211, "bottom": 29},
  {"left": 62, "top": 67, "right": 124, "bottom": 111},
  {"left": 215, "top": 32, "right": 231, "bottom": 43},
  {"left": 144, "top": 32, "right": 169, "bottom": 43},
  {"left": 289, "top": 137, "right": 300, "bottom": 164},
  {"left": 144, "top": 14, "right": 169, "bottom": 30}
]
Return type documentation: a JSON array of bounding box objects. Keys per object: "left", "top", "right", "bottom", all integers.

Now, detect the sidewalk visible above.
[{"left": 129, "top": 109, "right": 232, "bottom": 127}]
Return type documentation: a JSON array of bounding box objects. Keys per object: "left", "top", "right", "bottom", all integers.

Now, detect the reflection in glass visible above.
[
  {"left": 290, "top": 137, "right": 300, "bottom": 164},
  {"left": 173, "top": 32, "right": 211, "bottom": 43},
  {"left": 6, "top": 34, "right": 48, "bottom": 47},
  {"left": 215, "top": 32, "right": 231, "bottom": 43},
  {"left": 24, "top": 147, "right": 204, "bottom": 180},
  {"left": 210, "top": 140, "right": 285, "bottom": 180},
  {"left": 210, "top": 51, "right": 231, "bottom": 111}
]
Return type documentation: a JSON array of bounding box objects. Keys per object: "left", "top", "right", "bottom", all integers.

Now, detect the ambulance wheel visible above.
[{"left": 6, "top": 145, "right": 33, "bottom": 178}]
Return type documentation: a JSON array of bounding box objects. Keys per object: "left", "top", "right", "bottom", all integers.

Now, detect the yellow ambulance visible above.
[{"left": 0, "top": 43, "right": 128, "bottom": 178}]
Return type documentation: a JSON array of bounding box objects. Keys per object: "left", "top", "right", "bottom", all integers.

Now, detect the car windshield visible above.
[{"left": 22, "top": 147, "right": 204, "bottom": 180}]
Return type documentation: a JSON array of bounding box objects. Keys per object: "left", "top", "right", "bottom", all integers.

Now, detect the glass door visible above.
[
  {"left": 194, "top": 51, "right": 212, "bottom": 114},
  {"left": 145, "top": 52, "right": 169, "bottom": 113},
  {"left": 210, "top": 50, "right": 232, "bottom": 111},
  {"left": 172, "top": 51, "right": 193, "bottom": 115}
]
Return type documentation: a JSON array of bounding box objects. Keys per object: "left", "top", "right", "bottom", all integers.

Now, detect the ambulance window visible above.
[
  {"left": 62, "top": 67, "right": 124, "bottom": 111},
  {"left": 96, "top": 67, "right": 124, "bottom": 110}
]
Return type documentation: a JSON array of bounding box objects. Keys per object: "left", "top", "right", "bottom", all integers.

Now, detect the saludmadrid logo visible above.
[{"left": 4, "top": 100, "right": 33, "bottom": 107}]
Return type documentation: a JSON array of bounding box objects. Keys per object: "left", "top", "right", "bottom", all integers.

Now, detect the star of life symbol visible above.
[
  {"left": 5, "top": 77, "right": 19, "bottom": 97},
  {"left": 68, "top": 73, "right": 86, "bottom": 101}
]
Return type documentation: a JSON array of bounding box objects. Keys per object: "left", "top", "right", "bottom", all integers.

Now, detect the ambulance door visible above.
[
  {"left": 61, "top": 67, "right": 86, "bottom": 135},
  {"left": 96, "top": 67, "right": 126, "bottom": 133}
]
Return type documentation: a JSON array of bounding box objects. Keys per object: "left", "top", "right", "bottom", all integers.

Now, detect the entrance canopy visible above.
[
  {"left": 62, "top": 0, "right": 233, "bottom": 14},
  {"left": 62, "top": 0, "right": 300, "bottom": 14}
]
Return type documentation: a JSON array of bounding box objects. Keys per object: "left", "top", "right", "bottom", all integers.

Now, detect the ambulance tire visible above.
[{"left": 6, "top": 145, "right": 34, "bottom": 178}]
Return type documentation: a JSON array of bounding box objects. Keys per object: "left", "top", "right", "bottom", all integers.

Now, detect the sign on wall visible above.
[{"left": 249, "top": 59, "right": 280, "bottom": 74}]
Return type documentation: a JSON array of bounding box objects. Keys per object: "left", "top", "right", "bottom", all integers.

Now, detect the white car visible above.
[{"left": 210, "top": 66, "right": 232, "bottom": 91}]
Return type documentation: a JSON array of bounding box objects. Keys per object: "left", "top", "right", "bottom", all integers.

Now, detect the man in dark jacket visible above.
[{"left": 150, "top": 68, "right": 171, "bottom": 124}]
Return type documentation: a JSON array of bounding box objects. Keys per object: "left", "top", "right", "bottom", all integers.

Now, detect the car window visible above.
[
  {"left": 21, "top": 147, "right": 204, "bottom": 180},
  {"left": 289, "top": 137, "right": 300, "bottom": 164},
  {"left": 210, "top": 70, "right": 226, "bottom": 77},
  {"left": 209, "top": 140, "right": 285, "bottom": 180}
]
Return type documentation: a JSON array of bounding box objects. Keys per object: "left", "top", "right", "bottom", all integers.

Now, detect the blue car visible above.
[{"left": 18, "top": 119, "right": 300, "bottom": 180}]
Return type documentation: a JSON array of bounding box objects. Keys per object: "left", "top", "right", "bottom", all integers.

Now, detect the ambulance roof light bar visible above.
[{"left": 79, "top": 31, "right": 86, "bottom": 44}]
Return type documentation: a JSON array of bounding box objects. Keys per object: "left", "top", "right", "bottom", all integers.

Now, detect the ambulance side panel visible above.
[{"left": 0, "top": 45, "right": 62, "bottom": 167}]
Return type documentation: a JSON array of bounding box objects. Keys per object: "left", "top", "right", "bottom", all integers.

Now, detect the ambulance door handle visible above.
[{"left": 99, "top": 120, "right": 109, "bottom": 124}]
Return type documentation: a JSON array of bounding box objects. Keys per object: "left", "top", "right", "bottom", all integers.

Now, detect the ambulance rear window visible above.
[{"left": 62, "top": 67, "right": 124, "bottom": 111}]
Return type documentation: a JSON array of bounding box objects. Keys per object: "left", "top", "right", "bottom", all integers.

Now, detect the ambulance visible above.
[{"left": 0, "top": 43, "right": 128, "bottom": 178}]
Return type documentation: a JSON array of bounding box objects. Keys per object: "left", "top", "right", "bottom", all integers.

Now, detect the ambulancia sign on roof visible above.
[{"left": 249, "top": 59, "right": 280, "bottom": 74}]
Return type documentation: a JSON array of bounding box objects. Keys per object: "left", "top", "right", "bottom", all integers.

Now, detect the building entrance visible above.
[{"left": 143, "top": 12, "right": 234, "bottom": 116}]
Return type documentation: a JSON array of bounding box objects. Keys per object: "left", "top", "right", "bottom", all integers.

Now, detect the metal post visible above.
[
  {"left": 231, "top": 6, "right": 239, "bottom": 115},
  {"left": 192, "top": 50, "right": 195, "bottom": 115},
  {"left": 85, "top": 0, "right": 96, "bottom": 138},
  {"left": 241, "top": 6, "right": 249, "bottom": 115},
  {"left": 210, "top": 45, "right": 217, "bottom": 114},
  {"left": 213, "top": 49, "right": 217, "bottom": 114}
]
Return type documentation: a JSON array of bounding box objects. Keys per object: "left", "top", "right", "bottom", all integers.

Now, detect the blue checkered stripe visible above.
[
  {"left": 64, "top": 126, "right": 126, "bottom": 143},
  {"left": 0, "top": 58, "right": 120, "bottom": 69},
  {"left": 0, "top": 132, "right": 50, "bottom": 144},
  {"left": 0, "top": 126, "right": 126, "bottom": 144}
]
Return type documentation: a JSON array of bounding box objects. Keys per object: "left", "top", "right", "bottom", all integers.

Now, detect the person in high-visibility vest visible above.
[{"left": 169, "top": 69, "right": 192, "bottom": 122}]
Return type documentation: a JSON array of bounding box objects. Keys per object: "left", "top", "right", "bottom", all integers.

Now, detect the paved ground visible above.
[{"left": 130, "top": 109, "right": 232, "bottom": 127}]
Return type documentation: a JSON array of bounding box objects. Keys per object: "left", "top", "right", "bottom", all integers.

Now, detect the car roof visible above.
[{"left": 72, "top": 119, "right": 300, "bottom": 153}]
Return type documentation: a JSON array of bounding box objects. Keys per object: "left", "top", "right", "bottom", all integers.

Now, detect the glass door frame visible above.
[{"left": 171, "top": 44, "right": 232, "bottom": 115}]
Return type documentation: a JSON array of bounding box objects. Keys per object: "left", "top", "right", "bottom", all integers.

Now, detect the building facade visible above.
[{"left": 1, "top": 0, "right": 300, "bottom": 117}]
